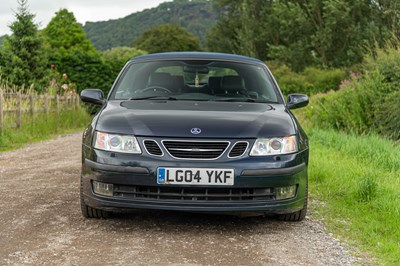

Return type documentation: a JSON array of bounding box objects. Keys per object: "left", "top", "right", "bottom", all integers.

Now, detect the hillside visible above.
[{"left": 83, "top": 0, "right": 219, "bottom": 51}]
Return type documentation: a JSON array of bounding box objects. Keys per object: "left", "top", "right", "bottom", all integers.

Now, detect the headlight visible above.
[
  {"left": 250, "top": 136, "right": 297, "bottom": 156},
  {"left": 94, "top": 131, "right": 141, "bottom": 154}
]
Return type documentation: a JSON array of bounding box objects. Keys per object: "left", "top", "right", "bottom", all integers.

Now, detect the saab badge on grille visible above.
[{"left": 190, "top": 128, "right": 202, "bottom": 135}]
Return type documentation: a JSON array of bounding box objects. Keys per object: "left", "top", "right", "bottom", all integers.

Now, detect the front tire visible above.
[
  {"left": 277, "top": 183, "right": 308, "bottom": 222},
  {"left": 80, "top": 176, "right": 110, "bottom": 219}
]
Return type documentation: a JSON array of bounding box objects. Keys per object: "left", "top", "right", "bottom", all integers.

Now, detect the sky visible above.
[{"left": 0, "top": 0, "right": 171, "bottom": 36}]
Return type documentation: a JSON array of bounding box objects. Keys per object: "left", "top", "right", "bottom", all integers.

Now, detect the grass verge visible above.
[
  {"left": 308, "top": 127, "right": 400, "bottom": 264},
  {"left": 0, "top": 108, "right": 91, "bottom": 151}
]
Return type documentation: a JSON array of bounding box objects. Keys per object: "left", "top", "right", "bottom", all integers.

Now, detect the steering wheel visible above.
[{"left": 138, "top": 86, "right": 172, "bottom": 94}]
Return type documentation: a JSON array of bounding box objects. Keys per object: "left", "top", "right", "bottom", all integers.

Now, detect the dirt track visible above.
[{"left": 0, "top": 133, "right": 365, "bottom": 265}]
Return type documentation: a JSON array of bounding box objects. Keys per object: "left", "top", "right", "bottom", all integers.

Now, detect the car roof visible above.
[{"left": 130, "top": 52, "right": 263, "bottom": 64}]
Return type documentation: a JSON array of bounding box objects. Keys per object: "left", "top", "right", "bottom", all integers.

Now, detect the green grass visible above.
[
  {"left": 0, "top": 108, "right": 91, "bottom": 151},
  {"left": 308, "top": 127, "right": 400, "bottom": 264}
]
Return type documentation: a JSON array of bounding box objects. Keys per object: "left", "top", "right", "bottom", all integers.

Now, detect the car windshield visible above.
[{"left": 110, "top": 60, "right": 279, "bottom": 103}]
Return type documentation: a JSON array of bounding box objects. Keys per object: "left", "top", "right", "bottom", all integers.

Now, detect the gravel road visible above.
[{"left": 0, "top": 133, "right": 366, "bottom": 265}]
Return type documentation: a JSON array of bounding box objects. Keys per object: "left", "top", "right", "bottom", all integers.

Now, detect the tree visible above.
[
  {"left": 43, "top": 9, "right": 94, "bottom": 52},
  {"left": 101, "top": 47, "right": 146, "bottom": 76},
  {"left": 100, "top": 47, "right": 146, "bottom": 89},
  {"left": 134, "top": 24, "right": 201, "bottom": 53},
  {"left": 0, "top": 0, "right": 48, "bottom": 88},
  {"left": 43, "top": 9, "right": 112, "bottom": 93},
  {"left": 207, "top": 0, "right": 270, "bottom": 60}
]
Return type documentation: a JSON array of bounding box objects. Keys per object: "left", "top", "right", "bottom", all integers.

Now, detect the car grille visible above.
[
  {"left": 144, "top": 140, "right": 163, "bottom": 156},
  {"left": 229, "top": 142, "right": 248, "bottom": 158},
  {"left": 162, "top": 140, "right": 229, "bottom": 159},
  {"left": 114, "top": 185, "right": 275, "bottom": 201}
]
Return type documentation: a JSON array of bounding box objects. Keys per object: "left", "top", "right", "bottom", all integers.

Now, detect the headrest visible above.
[
  {"left": 173, "top": 75, "right": 184, "bottom": 92},
  {"left": 221, "top": 76, "right": 245, "bottom": 91},
  {"left": 149, "top": 72, "right": 172, "bottom": 87},
  {"left": 208, "top": 76, "right": 222, "bottom": 89}
]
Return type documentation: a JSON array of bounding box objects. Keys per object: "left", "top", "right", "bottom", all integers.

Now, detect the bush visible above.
[
  {"left": 300, "top": 70, "right": 383, "bottom": 134},
  {"left": 297, "top": 46, "right": 400, "bottom": 141},
  {"left": 364, "top": 48, "right": 400, "bottom": 93},
  {"left": 374, "top": 90, "right": 400, "bottom": 140},
  {"left": 267, "top": 62, "right": 347, "bottom": 96}
]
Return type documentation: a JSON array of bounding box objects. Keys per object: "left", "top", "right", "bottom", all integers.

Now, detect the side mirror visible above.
[
  {"left": 287, "top": 94, "right": 309, "bottom": 110},
  {"left": 80, "top": 89, "right": 105, "bottom": 105}
]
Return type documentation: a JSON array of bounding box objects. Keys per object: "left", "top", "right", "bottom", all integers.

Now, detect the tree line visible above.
[
  {"left": 1, "top": 0, "right": 399, "bottom": 94},
  {"left": 0, "top": 0, "right": 204, "bottom": 95},
  {"left": 207, "top": 0, "right": 400, "bottom": 71}
]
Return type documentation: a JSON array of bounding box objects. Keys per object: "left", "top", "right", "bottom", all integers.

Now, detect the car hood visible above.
[{"left": 96, "top": 101, "right": 296, "bottom": 138}]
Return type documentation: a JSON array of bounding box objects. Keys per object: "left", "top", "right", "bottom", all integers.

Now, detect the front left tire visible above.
[{"left": 80, "top": 176, "right": 110, "bottom": 219}]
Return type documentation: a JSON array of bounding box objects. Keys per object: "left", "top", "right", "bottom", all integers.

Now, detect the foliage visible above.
[
  {"left": 0, "top": 77, "right": 90, "bottom": 151},
  {"left": 0, "top": 108, "right": 90, "bottom": 151},
  {"left": 0, "top": 0, "right": 48, "bottom": 89},
  {"left": 43, "top": 9, "right": 95, "bottom": 52},
  {"left": 101, "top": 47, "right": 147, "bottom": 82},
  {"left": 43, "top": 9, "right": 112, "bottom": 93},
  {"left": 57, "top": 49, "right": 113, "bottom": 93},
  {"left": 207, "top": 0, "right": 268, "bottom": 59},
  {"left": 134, "top": 24, "right": 201, "bottom": 53},
  {"left": 300, "top": 70, "right": 382, "bottom": 134},
  {"left": 47, "top": 65, "right": 77, "bottom": 96},
  {"left": 83, "top": 0, "right": 219, "bottom": 50},
  {"left": 208, "top": 0, "right": 400, "bottom": 71},
  {"left": 268, "top": 62, "right": 347, "bottom": 96},
  {"left": 308, "top": 127, "right": 400, "bottom": 264},
  {"left": 374, "top": 90, "right": 400, "bottom": 141},
  {"left": 298, "top": 46, "right": 400, "bottom": 140},
  {"left": 363, "top": 48, "right": 400, "bottom": 140},
  {"left": 0, "top": 35, "right": 5, "bottom": 48}
]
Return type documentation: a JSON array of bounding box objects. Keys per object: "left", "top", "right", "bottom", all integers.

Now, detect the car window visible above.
[{"left": 111, "top": 60, "right": 279, "bottom": 103}]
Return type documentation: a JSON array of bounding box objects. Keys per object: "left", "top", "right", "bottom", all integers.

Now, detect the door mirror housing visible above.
[
  {"left": 287, "top": 94, "right": 309, "bottom": 110},
  {"left": 80, "top": 89, "right": 105, "bottom": 105}
]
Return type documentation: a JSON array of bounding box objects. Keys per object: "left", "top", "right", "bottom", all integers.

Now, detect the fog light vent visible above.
[
  {"left": 275, "top": 185, "right": 296, "bottom": 200},
  {"left": 93, "top": 181, "right": 114, "bottom": 197}
]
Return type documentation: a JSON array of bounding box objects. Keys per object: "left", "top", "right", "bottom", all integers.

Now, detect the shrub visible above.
[
  {"left": 374, "top": 90, "right": 400, "bottom": 140},
  {"left": 300, "top": 70, "right": 384, "bottom": 134},
  {"left": 298, "top": 46, "right": 400, "bottom": 140},
  {"left": 302, "top": 67, "right": 347, "bottom": 94},
  {"left": 267, "top": 62, "right": 346, "bottom": 96}
]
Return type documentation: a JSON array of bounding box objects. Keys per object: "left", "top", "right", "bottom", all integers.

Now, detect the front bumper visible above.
[{"left": 81, "top": 145, "right": 308, "bottom": 214}]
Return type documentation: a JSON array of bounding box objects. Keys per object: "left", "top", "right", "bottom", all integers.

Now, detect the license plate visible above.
[{"left": 157, "top": 167, "right": 234, "bottom": 185}]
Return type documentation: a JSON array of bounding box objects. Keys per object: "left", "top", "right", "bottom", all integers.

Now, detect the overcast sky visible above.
[{"left": 0, "top": 0, "right": 171, "bottom": 36}]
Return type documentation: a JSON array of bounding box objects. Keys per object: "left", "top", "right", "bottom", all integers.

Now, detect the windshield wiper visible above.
[
  {"left": 128, "top": 96, "right": 178, "bottom": 101},
  {"left": 209, "top": 97, "right": 257, "bottom": 102},
  {"left": 209, "top": 97, "right": 277, "bottom": 103}
]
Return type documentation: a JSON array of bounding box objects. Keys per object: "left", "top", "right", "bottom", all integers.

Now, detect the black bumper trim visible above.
[
  {"left": 85, "top": 159, "right": 150, "bottom": 174},
  {"left": 241, "top": 163, "right": 306, "bottom": 177},
  {"left": 84, "top": 192, "right": 305, "bottom": 213}
]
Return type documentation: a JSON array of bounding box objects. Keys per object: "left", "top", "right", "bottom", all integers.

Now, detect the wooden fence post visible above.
[
  {"left": 30, "top": 94, "right": 34, "bottom": 116},
  {"left": 56, "top": 94, "right": 60, "bottom": 114},
  {"left": 72, "top": 96, "right": 75, "bottom": 110},
  {"left": 17, "top": 91, "right": 22, "bottom": 128},
  {"left": 0, "top": 89, "right": 3, "bottom": 133},
  {"left": 44, "top": 94, "right": 49, "bottom": 114},
  {"left": 76, "top": 95, "right": 80, "bottom": 109}
]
